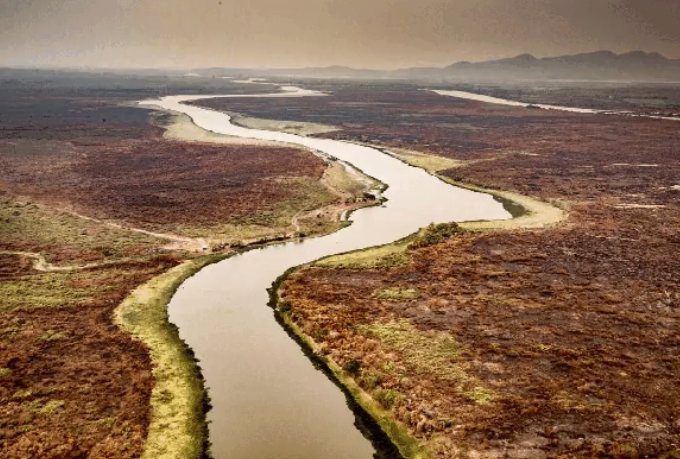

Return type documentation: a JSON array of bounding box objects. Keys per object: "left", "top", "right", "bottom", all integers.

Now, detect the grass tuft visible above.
[
  {"left": 25, "top": 399, "right": 65, "bottom": 415},
  {"left": 408, "top": 222, "right": 463, "bottom": 250},
  {"left": 37, "top": 330, "right": 68, "bottom": 342},
  {"left": 465, "top": 387, "right": 495, "bottom": 405},
  {"left": 375, "top": 287, "right": 420, "bottom": 300},
  {"left": 316, "top": 239, "right": 413, "bottom": 269}
]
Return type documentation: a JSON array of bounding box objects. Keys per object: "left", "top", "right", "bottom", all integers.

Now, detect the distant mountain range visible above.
[{"left": 198, "top": 51, "right": 680, "bottom": 82}]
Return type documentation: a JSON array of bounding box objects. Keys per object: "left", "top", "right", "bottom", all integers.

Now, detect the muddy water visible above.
[{"left": 142, "top": 91, "right": 511, "bottom": 459}]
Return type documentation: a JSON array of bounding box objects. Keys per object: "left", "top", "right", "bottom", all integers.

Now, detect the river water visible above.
[
  {"left": 140, "top": 90, "right": 511, "bottom": 459},
  {"left": 432, "top": 89, "right": 680, "bottom": 121}
]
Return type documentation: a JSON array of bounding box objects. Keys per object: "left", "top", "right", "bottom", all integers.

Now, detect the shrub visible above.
[
  {"left": 313, "top": 328, "right": 329, "bottom": 341},
  {"left": 409, "top": 222, "right": 462, "bottom": 250},
  {"left": 343, "top": 359, "right": 361, "bottom": 376},
  {"left": 375, "top": 389, "right": 402, "bottom": 409},
  {"left": 358, "top": 372, "right": 383, "bottom": 390}
]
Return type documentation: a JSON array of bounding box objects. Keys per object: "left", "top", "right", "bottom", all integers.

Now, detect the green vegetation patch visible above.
[
  {"left": 316, "top": 239, "right": 413, "bottom": 269},
  {"left": 0, "top": 198, "right": 159, "bottom": 264},
  {"left": 465, "top": 386, "right": 495, "bottom": 405},
  {"left": 359, "top": 320, "right": 464, "bottom": 383},
  {"left": 359, "top": 320, "right": 495, "bottom": 404},
  {"left": 24, "top": 399, "right": 65, "bottom": 416},
  {"left": 389, "top": 148, "right": 465, "bottom": 173},
  {"left": 374, "top": 287, "right": 420, "bottom": 300},
  {"left": 38, "top": 330, "right": 68, "bottom": 342},
  {"left": 115, "top": 254, "right": 227, "bottom": 459},
  {"left": 13, "top": 389, "right": 33, "bottom": 400},
  {"left": 324, "top": 161, "right": 368, "bottom": 197},
  {"left": 0, "top": 272, "right": 98, "bottom": 312},
  {"left": 0, "top": 368, "right": 12, "bottom": 378},
  {"left": 0, "top": 261, "right": 170, "bottom": 313},
  {"left": 408, "top": 222, "right": 463, "bottom": 250}
]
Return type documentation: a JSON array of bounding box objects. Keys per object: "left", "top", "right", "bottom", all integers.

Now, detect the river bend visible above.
[{"left": 140, "top": 89, "right": 511, "bottom": 459}]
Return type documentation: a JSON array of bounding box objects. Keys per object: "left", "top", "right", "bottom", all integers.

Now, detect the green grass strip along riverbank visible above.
[{"left": 115, "top": 254, "right": 228, "bottom": 459}]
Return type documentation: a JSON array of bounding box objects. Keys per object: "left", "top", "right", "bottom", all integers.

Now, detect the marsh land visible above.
[{"left": 1, "top": 72, "right": 678, "bottom": 459}]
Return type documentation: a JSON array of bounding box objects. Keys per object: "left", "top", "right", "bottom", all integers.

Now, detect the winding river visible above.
[{"left": 141, "top": 89, "right": 511, "bottom": 459}]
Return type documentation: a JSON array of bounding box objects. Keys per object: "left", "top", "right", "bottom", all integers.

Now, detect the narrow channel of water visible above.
[
  {"left": 431, "top": 89, "right": 606, "bottom": 113},
  {"left": 432, "top": 89, "right": 680, "bottom": 121},
  {"left": 141, "top": 90, "right": 511, "bottom": 459}
]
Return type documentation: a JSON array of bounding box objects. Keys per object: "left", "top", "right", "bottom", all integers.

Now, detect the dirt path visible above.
[
  {"left": 0, "top": 250, "right": 114, "bottom": 272},
  {"left": 64, "top": 209, "right": 210, "bottom": 252}
]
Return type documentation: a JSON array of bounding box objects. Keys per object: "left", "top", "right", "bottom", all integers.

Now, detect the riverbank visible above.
[
  {"left": 379, "top": 147, "right": 567, "bottom": 231},
  {"left": 115, "top": 255, "right": 227, "bottom": 459}
]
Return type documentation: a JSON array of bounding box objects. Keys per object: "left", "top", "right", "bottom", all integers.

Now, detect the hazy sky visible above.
[{"left": 1, "top": 0, "right": 679, "bottom": 69}]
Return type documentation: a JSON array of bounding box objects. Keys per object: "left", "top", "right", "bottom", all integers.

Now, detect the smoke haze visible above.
[{"left": 1, "top": 0, "right": 678, "bottom": 69}]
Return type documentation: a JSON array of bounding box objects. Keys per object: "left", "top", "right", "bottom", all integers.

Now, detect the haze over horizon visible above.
[{"left": 1, "top": 0, "right": 679, "bottom": 70}]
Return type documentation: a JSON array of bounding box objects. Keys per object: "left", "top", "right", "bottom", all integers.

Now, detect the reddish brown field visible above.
[
  {"left": 0, "top": 255, "right": 181, "bottom": 458},
  {"left": 271, "top": 88, "right": 680, "bottom": 458},
  {"left": 0, "top": 122, "right": 328, "bottom": 233}
]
